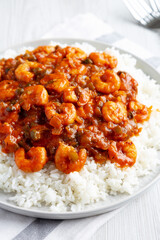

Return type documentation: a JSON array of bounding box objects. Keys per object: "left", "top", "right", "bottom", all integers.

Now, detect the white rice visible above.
[{"left": 0, "top": 42, "right": 160, "bottom": 212}]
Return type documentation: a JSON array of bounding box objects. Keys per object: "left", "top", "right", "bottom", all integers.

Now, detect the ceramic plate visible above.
[{"left": 0, "top": 38, "right": 160, "bottom": 219}]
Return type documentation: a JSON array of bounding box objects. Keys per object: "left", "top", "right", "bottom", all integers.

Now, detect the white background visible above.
[{"left": 0, "top": 0, "right": 160, "bottom": 239}]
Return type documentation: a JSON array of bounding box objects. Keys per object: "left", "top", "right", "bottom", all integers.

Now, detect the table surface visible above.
[{"left": 0, "top": 0, "right": 160, "bottom": 239}]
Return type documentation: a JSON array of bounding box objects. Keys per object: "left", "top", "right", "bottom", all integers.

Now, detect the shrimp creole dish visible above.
[{"left": 0, "top": 42, "right": 159, "bottom": 211}]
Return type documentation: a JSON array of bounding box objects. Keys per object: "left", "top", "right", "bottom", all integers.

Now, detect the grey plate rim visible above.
[{"left": 0, "top": 38, "right": 159, "bottom": 219}]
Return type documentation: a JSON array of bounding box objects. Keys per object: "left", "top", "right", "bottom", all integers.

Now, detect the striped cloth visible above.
[{"left": 0, "top": 13, "right": 160, "bottom": 240}]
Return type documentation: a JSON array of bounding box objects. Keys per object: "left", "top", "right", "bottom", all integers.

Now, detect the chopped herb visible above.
[
  {"left": 114, "top": 126, "right": 122, "bottom": 134},
  {"left": 55, "top": 45, "right": 60, "bottom": 50},
  {"left": 87, "top": 82, "right": 95, "bottom": 90},
  {"left": 18, "top": 140, "right": 30, "bottom": 151},
  {"left": 24, "top": 53, "right": 36, "bottom": 61},
  {"left": 10, "top": 99, "right": 17, "bottom": 105},
  {"left": 5, "top": 68, "right": 10, "bottom": 74},
  {"left": 6, "top": 105, "right": 16, "bottom": 112},
  {"left": 15, "top": 88, "right": 24, "bottom": 95},
  {"left": 48, "top": 80, "right": 55, "bottom": 84},
  {"left": 23, "top": 125, "right": 30, "bottom": 139},
  {"left": 30, "top": 129, "right": 41, "bottom": 141},
  {"left": 32, "top": 67, "right": 43, "bottom": 75},
  {"left": 128, "top": 111, "right": 134, "bottom": 119},
  {"left": 30, "top": 122, "right": 38, "bottom": 127},
  {"left": 25, "top": 83, "right": 32, "bottom": 87},
  {"left": 82, "top": 58, "right": 93, "bottom": 64}
]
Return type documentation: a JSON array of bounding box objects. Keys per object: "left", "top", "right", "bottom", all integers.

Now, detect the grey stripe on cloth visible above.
[
  {"left": 146, "top": 56, "right": 160, "bottom": 69},
  {"left": 96, "top": 32, "right": 123, "bottom": 44},
  {"left": 13, "top": 219, "right": 62, "bottom": 240}
]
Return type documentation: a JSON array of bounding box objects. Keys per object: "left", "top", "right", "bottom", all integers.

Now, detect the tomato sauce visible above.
[{"left": 0, "top": 46, "right": 151, "bottom": 173}]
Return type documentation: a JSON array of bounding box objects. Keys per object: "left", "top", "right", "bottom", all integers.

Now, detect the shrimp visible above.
[
  {"left": 63, "top": 86, "right": 78, "bottom": 103},
  {"left": 92, "top": 70, "right": 121, "bottom": 94},
  {"left": 40, "top": 73, "right": 69, "bottom": 93},
  {"left": 15, "top": 147, "right": 48, "bottom": 172},
  {"left": 0, "top": 122, "right": 13, "bottom": 144},
  {"left": 0, "top": 102, "right": 20, "bottom": 123},
  {"left": 33, "top": 46, "right": 55, "bottom": 54},
  {"left": 45, "top": 102, "right": 77, "bottom": 127},
  {"left": 45, "top": 102, "right": 59, "bottom": 121},
  {"left": 76, "top": 103, "right": 94, "bottom": 120},
  {"left": 108, "top": 140, "right": 137, "bottom": 167},
  {"left": 35, "top": 46, "right": 64, "bottom": 65},
  {"left": 3, "top": 58, "right": 17, "bottom": 80},
  {"left": 128, "top": 100, "right": 152, "bottom": 123},
  {"left": 55, "top": 58, "right": 87, "bottom": 75},
  {"left": 55, "top": 142, "right": 87, "bottom": 174},
  {"left": 118, "top": 71, "right": 138, "bottom": 97},
  {"left": 15, "top": 61, "right": 43, "bottom": 82},
  {"left": 59, "top": 103, "right": 77, "bottom": 124},
  {"left": 3, "top": 135, "right": 18, "bottom": 153},
  {"left": 63, "top": 86, "right": 91, "bottom": 106},
  {"left": 65, "top": 46, "right": 87, "bottom": 60},
  {"left": 89, "top": 52, "right": 118, "bottom": 68},
  {"left": 102, "top": 101, "right": 127, "bottom": 124},
  {"left": 20, "top": 85, "right": 48, "bottom": 111},
  {"left": 113, "top": 91, "right": 127, "bottom": 104},
  {"left": 76, "top": 87, "right": 92, "bottom": 106},
  {"left": 0, "top": 80, "right": 19, "bottom": 101},
  {"left": 45, "top": 102, "right": 77, "bottom": 135},
  {"left": 0, "top": 123, "right": 18, "bottom": 153},
  {"left": 0, "top": 122, "right": 12, "bottom": 136}
]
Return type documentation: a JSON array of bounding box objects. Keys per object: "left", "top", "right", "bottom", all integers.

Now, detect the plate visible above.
[{"left": 0, "top": 38, "right": 160, "bottom": 219}]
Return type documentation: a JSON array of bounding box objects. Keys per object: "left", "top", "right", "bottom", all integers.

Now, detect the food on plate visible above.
[
  {"left": 0, "top": 42, "right": 159, "bottom": 211},
  {"left": 0, "top": 45, "right": 151, "bottom": 173}
]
